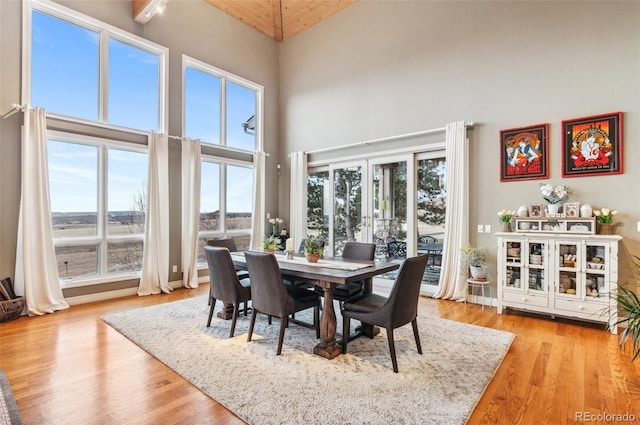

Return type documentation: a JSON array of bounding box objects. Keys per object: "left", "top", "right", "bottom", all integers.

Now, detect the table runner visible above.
[{"left": 231, "top": 252, "right": 370, "bottom": 271}]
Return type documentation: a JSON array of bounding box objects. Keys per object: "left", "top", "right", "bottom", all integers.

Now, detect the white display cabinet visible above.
[
  {"left": 497, "top": 232, "right": 621, "bottom": 333},
  {"left": 514, "top": 217, "right": 596, "bottom": 234}
]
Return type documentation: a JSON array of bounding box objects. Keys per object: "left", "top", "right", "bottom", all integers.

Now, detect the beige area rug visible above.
[{"left": 102, "top": 297, "right": 514, "bottom": 425}]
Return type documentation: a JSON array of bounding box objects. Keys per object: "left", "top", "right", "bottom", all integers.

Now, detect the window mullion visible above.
[
  {"left": 98, "top": 145, "right": 108, "bottom": 275},
  {"left": 220, "top": 77, "right": 226, "bottom": 146},
  {"left": 220, "top": 164, "right": 227, "bottom": 232},
  {"left": 99, "top": 31, "right": 109, "bottom": 124}
]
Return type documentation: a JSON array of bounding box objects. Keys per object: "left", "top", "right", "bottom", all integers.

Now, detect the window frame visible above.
[
  {"left": 47, "top": 130, "right": 149, "bottom": 287},
  {"left": 23, "top": 0, "right": 169, "bottom": 133}
]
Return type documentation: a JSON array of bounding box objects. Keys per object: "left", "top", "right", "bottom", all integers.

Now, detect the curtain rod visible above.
[
  {"left": 1, "top": 104, "right": 24, "bottom": 119},
  {"left": 304, "top": 122, "right": 474, "bottom": 155}
]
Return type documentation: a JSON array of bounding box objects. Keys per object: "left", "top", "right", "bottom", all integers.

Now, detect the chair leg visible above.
[
  {"left": 277, "top": 317, "right": 287, "bottom": 355},
  {"left": 411, "top": 318, "right": 422, "bottom": 354},
  {"left": 387, "top": 328, "right": 398, "bottom": 373},
  {"left": 229, "top": 303, "right": 239, "bottom": 338},
  {"left": 247, "top": 309, "right": 258, "bottom": 342},
  {"left": 207, "top": 298, "right": 216, "bottom": 327},
  {"left": 268, "top": 315, "right": 272, "bottom": 325},
  {"left": 342, "top": 316, "right": 350, "bottom": 353}
]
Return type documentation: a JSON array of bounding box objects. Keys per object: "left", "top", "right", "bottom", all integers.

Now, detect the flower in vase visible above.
[
  {"left": 540, "top": 183, "right": 568, "bottom": 204},
  {"left": 497, "top": 209, "right": 516, "bottom": 223},
  {"left": 594, "top": 208, "right": 617, "bottom": 224},
  {"left": 268, "top": 217, "right": 284, "bottom": 235}
]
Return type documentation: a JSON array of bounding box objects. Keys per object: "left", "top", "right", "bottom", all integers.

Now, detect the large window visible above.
[
  {"left": 184, "top": 56, "right": 263, "bottom": 264},
  {"left": 26, "top": 1, "right": 166, "bottom": 286},
  {"left": 48, "top": 133, "right": 148, "bottom": 284},
  {"left": 28, "top": 1, "right": 166, "bottom": 131}
]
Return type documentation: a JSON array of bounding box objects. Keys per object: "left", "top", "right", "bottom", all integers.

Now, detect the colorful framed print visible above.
[
  {"left": 562, "top": 112, "right": 623, "bottom": 177},
  {"left": 500, "top": 123, "right": 549, "bottom": 182}
]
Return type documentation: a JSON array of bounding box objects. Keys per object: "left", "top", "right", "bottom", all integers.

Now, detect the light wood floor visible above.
[{"left": 1, "top": 285, "right": 639, "bottom": 425}]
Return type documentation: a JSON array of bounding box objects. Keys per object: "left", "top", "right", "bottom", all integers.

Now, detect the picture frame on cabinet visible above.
[
  {"left": 564, "top": 202, "right": 580, "bottom": 217},
  {"left": 500, "top": 123, "right": 549, "bottom": 182},
  {"left": 529, "top": 204, "right": 543, "bottom": 217},
  {"left": 561, "top": 112, "right": 623, "bottom": 177}
]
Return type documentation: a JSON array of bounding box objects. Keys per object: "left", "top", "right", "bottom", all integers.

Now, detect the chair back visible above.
[
  {"left": 385, "top": 254, "right": 429, "bottom": 328},
  {"left": 207, "top": 238, "right": 239, "bottom": 252},
  {"left": 204, "top": 245, "right": 245, "bottom": 301},
  {"left": 342, "top": 241, "right": 375, "bottom": 261},
  {"left": 244, "top": 251, "right": 292, "bottom": 317}
]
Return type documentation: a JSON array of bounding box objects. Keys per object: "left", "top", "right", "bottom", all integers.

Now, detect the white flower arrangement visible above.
[
  {"left": 594, "top": 208, "right": 618, "bottom": 224},
  {"left": 497, "top": 209, "right": 516, "bottom": 223},
  {"left": 540, "top": 183, "right": 568, "bottom": 204},
  {"left": 268, "top": 217, "right": 284, "bottom": 235}
]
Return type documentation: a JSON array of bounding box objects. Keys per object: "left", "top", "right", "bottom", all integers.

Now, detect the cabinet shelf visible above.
[{"left": 514, "top": 217, "right": 596, "bottom": 234}]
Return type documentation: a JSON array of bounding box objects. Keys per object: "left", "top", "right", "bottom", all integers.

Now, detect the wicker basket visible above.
[{"left": 0, "top": 296, "right": 25, "bottom": 323}]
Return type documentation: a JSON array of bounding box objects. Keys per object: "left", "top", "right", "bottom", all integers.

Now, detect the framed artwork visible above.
[
  {"left": 564, "top": 202, "right": 580, "bottom": 218},
  {"left": 529, "top": 204, "right": 543, "bottom": 217},
  {"left": 500, "top": 123, "right": 549, "bottom": 182},
  {"left": 562, "top": 112, "right": 623, "bottom": 177}
]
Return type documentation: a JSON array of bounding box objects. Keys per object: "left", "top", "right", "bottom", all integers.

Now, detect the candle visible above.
[{"left": 286, "top": 238, "right": 294, "bottom": 252}]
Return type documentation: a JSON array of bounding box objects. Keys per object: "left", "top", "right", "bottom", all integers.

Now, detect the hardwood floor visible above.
[{"left": 1, "top": 285, "right": 639, "bottom": 424}]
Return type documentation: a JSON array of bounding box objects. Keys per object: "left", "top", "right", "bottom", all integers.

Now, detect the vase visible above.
[
  {"left": 306, "top": 253, "right": 320, "bottom": 263},
  {"left": 598, "top": 223, "right": 614, "bottom": 235},
  {"left": 501, "top": 221, "right": 512, "bottom": 232},
  {"left": 469, "top": 265, "right": 487, "bottom": 279},
  {"left": 547, "top": 203, "right": 560, "bottom": 216},
  {"left": 580, "top": 204, "right": 592, "bottom": 218}
]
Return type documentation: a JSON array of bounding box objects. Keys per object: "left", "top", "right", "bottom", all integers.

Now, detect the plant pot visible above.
[
  {"left": 469, "top": 265, "right": 487, "bottom": 279},
  {"left": 306, "top": 253, "right": 320, "bottom": 263},
  {"left": 598, "top": 223, "right": 614, "bottom": 235},
  {"left": 265, "top": 249, "right": 275, "bottom": 254},
  {"left": 547, "top": 203, "right": 561, "bottom": 216},
  {"left": 501, "top": 221, "right": 512, "bottom": 232}
]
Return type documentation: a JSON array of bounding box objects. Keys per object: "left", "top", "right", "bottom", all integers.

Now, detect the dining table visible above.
[{"left": 230, "top": 251, "right": 399, "bottom": 359}]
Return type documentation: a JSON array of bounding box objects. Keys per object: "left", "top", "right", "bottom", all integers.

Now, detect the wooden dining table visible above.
[{"left": 230, "top": 251, "right": 399, "bottom": 359}]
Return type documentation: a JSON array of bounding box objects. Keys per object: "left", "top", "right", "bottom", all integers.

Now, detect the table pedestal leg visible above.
[
  {"left": 216, "top": 302, "right": 234, "bottom": 320},
  {"left": 313, "top": 282, "right": 341, "bottom": 359}
]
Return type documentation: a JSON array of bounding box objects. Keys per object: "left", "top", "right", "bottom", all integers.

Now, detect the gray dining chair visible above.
[
  {"left": 341, "top": 253, "right": 429, "bottom": 372},
  {"left": 316, "top": 241, "right": 375, "bottom": 302},
  {"left": 244, "top": 250, "right": 321, "bottom": 355},
  {"left": 207, "top": 238, "right": 249, "bottom": 280},
  {"left": 204, "top": 245, "right": 252, "bottom": 337}
]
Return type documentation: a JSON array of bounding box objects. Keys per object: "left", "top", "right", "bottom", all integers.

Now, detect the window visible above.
[
  {"left": 28, "top": 0, "right": 167, "bottom": 131},
  {"left": 49, "top": 133, "right": 148, "bottom": 284},
  {"left": 184, "top": 57, "right": 260, "bottom": 151},
  {"left": 184, "top": 56, "right": 263, "bottom": 264}
]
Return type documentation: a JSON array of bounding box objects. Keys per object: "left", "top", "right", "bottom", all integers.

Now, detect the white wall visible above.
[{"left": 278, "top": 0, "right": 640, "bottom": 283}]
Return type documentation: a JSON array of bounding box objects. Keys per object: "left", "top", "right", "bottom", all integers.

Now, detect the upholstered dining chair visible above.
[
  {"left": 207, "top": 238, "right": 249, "bottom": 280},
  {"left": 284, "top": 239, "right": 326, "bottom": 289},
  {"left": 322, "top": 241, "right": 376, "bottom": 302},
  {"left": 204, "top": 245, "right": 252, "bottom": 337},
  {"left": 341, "top": 253, "right": 429, "bottom": 373},
  {"left": 244, "top": 250, "right": 321, "bottom": 355}
]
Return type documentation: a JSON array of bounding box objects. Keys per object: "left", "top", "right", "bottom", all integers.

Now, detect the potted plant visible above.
[
  {"left": 608, "top": 255, "right": 640, "bottom": 361},
  {"left": 303, "top": 238, "right": 324, "bottom": 263},
  {"left": 263, "top": 235, "right": 279, "bottom": 254},
  {"left": 460, "top": 244, "right": 487, "bottom": 279}
]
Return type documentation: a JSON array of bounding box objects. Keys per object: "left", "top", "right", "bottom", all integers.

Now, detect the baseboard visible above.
[{"left": 65, "top": 279, "right": 185, "bottom": 306}]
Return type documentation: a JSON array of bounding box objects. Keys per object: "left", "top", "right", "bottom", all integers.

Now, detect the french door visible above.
[{"left": 306, "top": 150, "right": 446, "bottom": 293}]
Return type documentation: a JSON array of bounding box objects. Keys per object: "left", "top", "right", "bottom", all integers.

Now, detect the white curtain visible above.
[
  {"left": 434, "top": 121, "right": 469, "bottom": 301},
  {"left": 138, "top": 132, "right": 172, "bottom": 295},
  {"left": 250, "top": 151, "right": 266, "bottom": 250},
  {"left": 289, "top": 152, "right": 307, "bottom": 249},
  {"left": 14, "top": 107, "right": 69, "bottom": 315},
  {"left": 181, "top": 138, "right": 201, "bottom": 289}
]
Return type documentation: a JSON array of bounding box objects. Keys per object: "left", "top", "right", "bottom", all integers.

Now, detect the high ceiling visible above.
[{"left": 134, "top": 0, "right": 357, "bottom": 42}]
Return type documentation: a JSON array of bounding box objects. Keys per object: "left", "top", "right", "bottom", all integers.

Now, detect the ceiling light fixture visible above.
[{"left": 135, "top": 0, "right": 169, "bottom": 24}]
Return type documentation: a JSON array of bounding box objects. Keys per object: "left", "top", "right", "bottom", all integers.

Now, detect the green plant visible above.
[
  {"left": 609, "top": 256, "right": 640, "bottom": 361},
  {"left": 263, "top": 235, "right": 278, "bottom": 251},
  {"left": 303, "top": 237, "right": 323, "bottom": 256},
  {"left": 594, "top": 208, "right": 618, "bottom": 224},
  {"left": 497, "top": 209, "right": 515, "bottom": 223},
  {"left": 460, "top": 244, "right": 485, "bottom": 267}
]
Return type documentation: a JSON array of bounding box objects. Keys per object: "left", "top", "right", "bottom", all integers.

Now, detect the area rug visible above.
[
  {"left": 102, "top": 297, "right": 514, "bottom": 425},
  {"left": 0, "top": 369, "right": 23, "bottom": 425}
]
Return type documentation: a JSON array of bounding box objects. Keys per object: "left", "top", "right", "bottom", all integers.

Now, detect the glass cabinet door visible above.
[
  {"left": 555, "top": 241, "right": 580, "bottom": 298},
  {"left": 584, "top": 241, "right": 609, "bottom": 301},
  {"left": 525, "top": 240, "right": 548, "bottom": 293},
  {"left": 504, "top": 240, "right": 524, "bottom": 291}
]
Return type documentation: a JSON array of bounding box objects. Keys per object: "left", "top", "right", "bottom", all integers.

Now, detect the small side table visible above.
[{"left": 466, "top": 278, "right": 492, "bottom": 311}]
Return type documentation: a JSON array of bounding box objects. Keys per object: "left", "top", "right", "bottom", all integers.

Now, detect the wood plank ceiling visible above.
[{"left": 134, "top": 0, "right": 357, "bottom": 41}]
